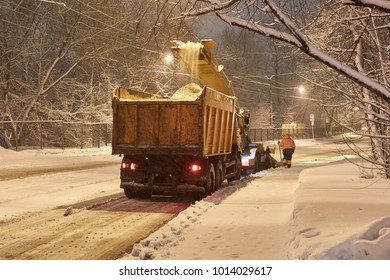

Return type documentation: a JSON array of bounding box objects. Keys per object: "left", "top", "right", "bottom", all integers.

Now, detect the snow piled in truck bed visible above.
[{"left": 170, "top": 83, "right": 203, "bottom": 100}]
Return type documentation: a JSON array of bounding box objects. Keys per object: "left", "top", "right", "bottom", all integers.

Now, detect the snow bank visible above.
[
  {"left": 0, "top": 146, "right": 115, "bottom": 168},
  {"left": 317, "top": 216, "right": 390, "bottom": 259},
  {"left": 0, "top": 146, "right": 39, "bottom": 161},
  {"left": 287, "top": 159, "right": 390, "bottom": 260}
]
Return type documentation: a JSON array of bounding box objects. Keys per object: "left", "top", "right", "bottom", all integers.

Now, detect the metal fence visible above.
[
  {"left": 0, "top": 120, "right": 347, "bottom": 150},
  {"left": 248, "top": 126, "right": 347, "bottom": 143},
  {"left": 0, "top": 121, "right": 112, "bottom": 150}
]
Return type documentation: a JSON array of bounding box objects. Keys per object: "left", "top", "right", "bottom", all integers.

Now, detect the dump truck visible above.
[{"left": 111, "top": 40, "right": 268, "bottom": 199}]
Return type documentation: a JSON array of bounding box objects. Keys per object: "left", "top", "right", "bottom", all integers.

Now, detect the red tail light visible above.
[
  {"left": 122, "top": 162, "right": 137, "bottom": 170},
  {"left": 190, "top": 164, "right": 201, "bottom": 172}
]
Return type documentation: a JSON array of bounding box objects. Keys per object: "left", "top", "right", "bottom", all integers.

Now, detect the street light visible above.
[
  {"left": 164, "top": 54, "right": 174, "bottom": 64},
  {"left": 298, "top": 86, "right": 305, "bottom": 94}
]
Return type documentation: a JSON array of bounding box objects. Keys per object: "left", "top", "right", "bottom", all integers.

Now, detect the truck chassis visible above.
[{"left": 120, "top": 151, "right": 242, "bottom": 199}]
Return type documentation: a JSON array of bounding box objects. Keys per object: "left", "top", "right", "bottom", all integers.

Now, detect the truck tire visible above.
[
  {"left": 124, "top": 189, "right": 135, "bottom": 199},
  {"left": 138, "top": 190, "right": 152, "bottom": 199},
  {"left": 215, "top": 160, "right": 224, "bottom": 190},
  {"left": 234, "top": 154, "right": 242, "bottom": 180},
  {"left": 205, "top": 163, "right": 216, "bottom": 195},
  {"left": 228, "top": 153, "right": 241, "bottom": 182},
  {"left": 254, "top": 153, "right": 262, "bottom": 173}
]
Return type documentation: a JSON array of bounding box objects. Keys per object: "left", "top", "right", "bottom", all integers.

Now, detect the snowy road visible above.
[{"left": 0, "top": 147, "right": 191, "bottom": 259}]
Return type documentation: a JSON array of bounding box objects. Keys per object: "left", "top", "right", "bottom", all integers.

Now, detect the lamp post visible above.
[
  {"left": 310, "top": 113, "right": 315, "bottom": 139},
  {"left": 266, "top": 75, "right": 274, "bottom": 127}
]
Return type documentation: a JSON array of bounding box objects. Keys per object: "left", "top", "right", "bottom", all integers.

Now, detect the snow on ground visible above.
[
  {"left": 119, "top": 134, "right": 390, "bottom": 260},
  {"left": 288, "top": 160, "right": 390, "bottom": 260},
  {"left": 0, "top": 146, "right": 117, "bottom": 170},
  {"left": 0, "top": 146, "right": 121, "bottom": 220},
  {"left": 1, "top": 135, "right": 390, "bottom": 260},
  {"left": 0, "top": 147, "right": 122, "bottom": 181}
]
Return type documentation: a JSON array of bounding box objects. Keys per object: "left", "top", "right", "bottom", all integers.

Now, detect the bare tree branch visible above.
[
  {"left": 341, "top": 0, "right": 390, "bottom": 12},
  {"left": 216, "top": 7, "right": 390, "bottom": 102}
]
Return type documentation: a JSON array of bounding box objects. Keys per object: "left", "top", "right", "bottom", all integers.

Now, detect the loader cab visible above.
[{"left": 237, "top": 108, "right": 251, "bottom": 150}]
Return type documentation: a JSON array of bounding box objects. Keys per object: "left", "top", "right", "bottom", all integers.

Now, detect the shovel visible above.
[{"left": 277, "top": 141, "right": 283, "bottom": 166}]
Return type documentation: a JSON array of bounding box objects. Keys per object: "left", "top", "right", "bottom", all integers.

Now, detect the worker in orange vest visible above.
[{"left": 278, "top": 133, "right": 296, "bottom": 168}]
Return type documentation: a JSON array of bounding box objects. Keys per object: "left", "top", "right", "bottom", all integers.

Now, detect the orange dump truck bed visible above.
[{"left": 111, "top": 84, "right": 238, "bottom": 157}]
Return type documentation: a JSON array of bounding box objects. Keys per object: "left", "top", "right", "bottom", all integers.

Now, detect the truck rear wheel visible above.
[
  {"left": 124, "top": 189, "right": 135, "bottom": 199},
  {"left": 205, "top": 163, "right": 216, "bottom": 195},
  {"left": 215, "top": 160, "right": 224, "bottom": 190},
  {"left": 234, "top": 154, "right": 242, "bottom": 180}
]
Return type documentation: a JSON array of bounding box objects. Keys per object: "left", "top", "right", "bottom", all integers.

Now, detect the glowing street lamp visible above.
[
  {"left": 298, "top": 86, "right": 305, "bottom": 94},
  {"left": 164, "top": 54, "right": 174, "bottom": 64}
]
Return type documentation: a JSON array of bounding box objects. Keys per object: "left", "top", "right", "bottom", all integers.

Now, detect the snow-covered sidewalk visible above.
[
  {"left": 142, "top": 167, "right": 300, "bottom": 260},
  {"left": 123, "top": 136, "right": 390, "bottom": 260}
]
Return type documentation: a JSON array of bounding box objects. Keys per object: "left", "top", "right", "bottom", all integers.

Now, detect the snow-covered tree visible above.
[
  {"left": 155, "top": 0, "right": 390, "bottom": 177},
  {"left": 0, "top": 0, "right": 122, "bottom": 146},
  {"left": 0, "top": 0, "right": 193, "bottom": 147}
]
